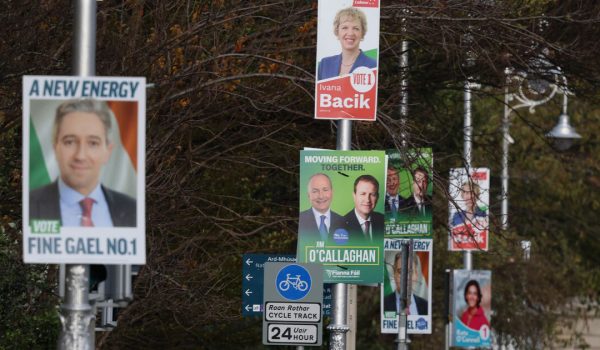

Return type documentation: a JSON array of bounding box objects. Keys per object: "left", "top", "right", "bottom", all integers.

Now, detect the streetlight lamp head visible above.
[{"left": 546, "top": 113, "right": 582, "bottom": 151}]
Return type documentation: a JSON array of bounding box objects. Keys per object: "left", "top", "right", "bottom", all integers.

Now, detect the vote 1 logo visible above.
[
  {"left": 276, "top": 264, "right": 311, "bottom": 300},
  {"left": 350, "top": 66, "right": 376, "bottom": 93},
  {"left": 479, "top": 324, "right": 490, "bottom": 340}
]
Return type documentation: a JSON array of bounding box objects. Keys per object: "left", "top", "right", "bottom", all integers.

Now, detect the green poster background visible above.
[
  {"left": 385, "top": 148, "right": 433, "bottom": 238},
  {"left": 297, "top": 150, "right": 386, "bottom": 284}
]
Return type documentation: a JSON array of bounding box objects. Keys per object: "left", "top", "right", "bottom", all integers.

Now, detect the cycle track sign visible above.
[{"left": 263, "top": 262, "right": 323, "bottom": 346}]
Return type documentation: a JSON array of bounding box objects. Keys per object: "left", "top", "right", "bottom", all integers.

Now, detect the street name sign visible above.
[{"left": 262, "top": 262, "right": 323, "bottom": 346}]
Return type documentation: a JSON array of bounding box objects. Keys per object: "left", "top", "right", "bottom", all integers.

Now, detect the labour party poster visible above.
[
  {"left": 381, "top": 238, "right": 433, "bottom": 334},
  {"left": 384, "top": 148, "right": 433, "bottom": 238},
  {"left": 315, "top": 0, "right": 380, "bottom": 121},
  {"left": 23, "top": 76, "right": 146, "bottom": 264},
  {"left": 451, "top": 270, "right": 492, "bottom": 348},
  {"left": 297, "top": 150, "right": 385, "bottom": 284},
  {"left": 448, "top": 168, "right": 490, "bottom": 251}
]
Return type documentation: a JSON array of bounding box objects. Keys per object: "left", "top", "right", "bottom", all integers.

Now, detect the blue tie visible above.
[
  {"left": 319, "top": 215, "right": 327, "bottom": 241},
  {"left": 392, "top": 198, "right": 398, "bottom": 220}
]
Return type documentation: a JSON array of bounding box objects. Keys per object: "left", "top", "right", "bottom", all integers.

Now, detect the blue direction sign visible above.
[
  {"left": 242, "top": 254, "right": 294, "bottom": 316},
  {"left": 242, "top": 254, "right": 331, "bottom": 317}
]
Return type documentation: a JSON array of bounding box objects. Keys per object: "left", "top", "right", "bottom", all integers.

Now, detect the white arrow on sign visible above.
[
  {"left": 245, "top": 289, "right": 253, "bottom": 296},
  {"left": 245, "top": 305, "right": 252, "bottom": 312},
  {"left": 245, "top": 273, "right": 253, "bottom": 281},
  {"left": 246, "top": 258, "right": 253, "bottom": 266}
]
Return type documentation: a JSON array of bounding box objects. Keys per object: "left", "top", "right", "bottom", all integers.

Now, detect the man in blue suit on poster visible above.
[
  {"left": 384, "top": 252, "right": 428, "bottom": 315},
  {"left": 298, "top": 173, "right": 344, "bottom": 243},
  {"left": 29, "top": 99, "right": 136, "bottom": 228},
  {"left": 343, "top": 175, "right": 384, "bottom": 243}
]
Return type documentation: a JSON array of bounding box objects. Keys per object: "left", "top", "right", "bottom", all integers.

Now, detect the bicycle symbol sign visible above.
[{"left": 276, "top": 264, "right": 311, "bottom": 300}]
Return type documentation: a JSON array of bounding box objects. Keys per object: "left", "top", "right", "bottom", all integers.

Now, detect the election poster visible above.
[
  {"left": 451, "top": 270, "right": 492, "bottom": 348},
  {"left": 385, "top": 148, "right": 433, "bottom": 238},
  {"left": 381, "top": 238, "right": 432, "bottom": 334},
  {"left": 448, "top": 168, "right": 490, "bottom": 251},
  {"left": 315, "top": 0, "right": 380, "bottom": 121},
  {"left": 297, "top": 150, "right": 386, "bottom": 284},
  {"left": 22, "top": 76, "right": 146, "bottom": 264}
]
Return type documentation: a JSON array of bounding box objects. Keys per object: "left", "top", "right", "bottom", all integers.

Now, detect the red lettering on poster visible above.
[
  {"left": 471, "top": 172, "right": 488, "bottom": 180},
  {"left": 353, "top": 0, "right": 378, "bottom": 8},
  {"left": 450, "top": 224, "right": 489, "bottom": 251}
]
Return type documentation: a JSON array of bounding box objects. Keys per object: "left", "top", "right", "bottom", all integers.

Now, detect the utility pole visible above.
[
  {"left": 395, "top": 242, "right": 411, "bottom": 350},
  {"left": 463, "top": 79, "right": 474, "bottom": 271},
  {"left": 399, "top": 13, "right": 410, "bottom": 148},
  {"left": 328, "top": 119, "right": 352, "bottom": 350},
  {"left": 57, "top": 1, "right": 97, "bottom": 349}
]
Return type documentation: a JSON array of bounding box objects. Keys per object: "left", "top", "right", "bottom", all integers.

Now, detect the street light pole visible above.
[
  {"left": 328, "top": 119, "right": 352, "bottom": 350},
  {"left": 399, "top": 7, "right": 410, "bottom": 148},
  {"left": 500, "top": 67, "right": 580, "bottom": 229},
  {"left": 57, "top": 1, "right": 96, "bottom": 349},
  {"left": 501, "top": 80, "right": 512, "bottom": 230},
  {"left": 463, "top": 79, "right": 480, "bottom": 270}
]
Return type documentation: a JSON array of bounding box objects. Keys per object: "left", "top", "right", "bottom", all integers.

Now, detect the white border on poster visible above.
[
  {"left": 316, "top": 0, "right": 380, "bottom": 64},
  {"left": 314, "top": 0, "right": 380, "bottom": 121},
  {"left": 447, "top": 168, "right": 490, "bottom": 251},
  {"left": 450, "top": 269, "right": 493, "bottom": 347},
  {"left": 22, "top": 75, "right": 146, "bottom": 264},
  {"left": 381, "top": 238, "right": 433, "bottom": 334}
]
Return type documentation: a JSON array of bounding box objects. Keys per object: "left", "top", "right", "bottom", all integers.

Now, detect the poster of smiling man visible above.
[
  {"left": 380, "top": 238, "right": 433, "bottom": 334},
  {"left": 22, "top": 76, "right": 146, "bottom": 264},
  {"left": 385, "top": 148, "right": 433, "bottom": 238},
  {"left": 315, "top": 0, "right": 380, "bottom": 121},
  {"left": 297, "top": 150, "right": 386, "bottom": 284},
  {"left": 448, "top": 168, "right": 490, "bottom": 251}
]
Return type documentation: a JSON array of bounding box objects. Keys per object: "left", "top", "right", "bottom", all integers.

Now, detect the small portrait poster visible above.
[
  {"left": 448, "top": 168, "right": 490, "bottom": 251},
  {"left": 384, "top": 148, "right": 433, "bottom": 238},
  {"left": 315, "top": 0, "right": 380, "bottom": 121},
  {"left": 451, "top": 270, "right": 492, "bottom": 348},
  {"left": 297, "top": 150, "right": 386, "bottom": 284},
  {"left": 380, "top": 238, "right": 433, "bottom": 334},
  {"left": 22, "top": 76, "right": 146, "bottom": 264}
]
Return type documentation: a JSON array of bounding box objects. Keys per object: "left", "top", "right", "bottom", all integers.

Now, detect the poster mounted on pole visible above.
[
  {"left": 296, "top": 150, "right": 386, "bottom": 284},
  {"left": 22, "top": 75, "right": 146, "bottom": 264},
  {"left": 380, "top": 238, "right": 432, "bottom": 334},
  {"left": 384, "top": 148, "right": 433, "bottom": 238},
  {"left": 448, "top": 168, "right": 490, "bottom": 251},
  {"left": 315, "top": 0, "right": 380, "bottom": 121},
  {"left": 451, "top": 269, "right": 492, "bottom": 348}
]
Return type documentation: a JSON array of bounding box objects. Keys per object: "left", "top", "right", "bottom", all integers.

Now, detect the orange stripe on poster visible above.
[
  {"left": 418, "top": 252, "right": 429, "bottom": 282},
  {"left": 107, "top": 101, "right": 138, "bottom": 171}
]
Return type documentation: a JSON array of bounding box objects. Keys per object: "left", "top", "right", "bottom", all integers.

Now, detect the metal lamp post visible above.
[
  {"left": 328, "top": 119, "right": 352, "bottom": 350},
  {"left": 58, "top": 1, "right": 97, "bottom": 348},
  {"left": 501, "top": 67, "right": 581, "bottom": 229}
]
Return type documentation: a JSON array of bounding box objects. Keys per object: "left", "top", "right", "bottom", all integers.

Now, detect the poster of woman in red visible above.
[{"left": 315, "top": 0, "right": 379, "bottom": 121}]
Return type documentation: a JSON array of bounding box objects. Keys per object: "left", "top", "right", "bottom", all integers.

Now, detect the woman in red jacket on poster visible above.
[{"left": 461, "top": 280, "right": 490, "bottom": 330}]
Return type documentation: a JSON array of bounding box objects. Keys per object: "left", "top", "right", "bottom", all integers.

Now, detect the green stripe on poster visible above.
[
  {"left": 29, "top": 118, "right": 51, "bottom": 189},
  {"left": 363, "top": 48, "right": 378, "bottom": 61}
]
